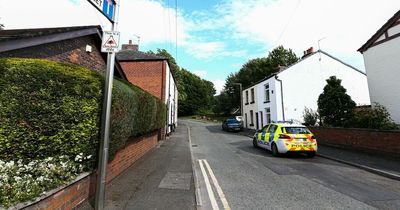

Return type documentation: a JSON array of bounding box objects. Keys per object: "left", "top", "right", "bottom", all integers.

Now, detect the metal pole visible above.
[
  {"left": 239, "top": 84, "right": 243, "bottom": 117},
  {"left": 95, "top": 1, "right": 120, "bottom": 210}
]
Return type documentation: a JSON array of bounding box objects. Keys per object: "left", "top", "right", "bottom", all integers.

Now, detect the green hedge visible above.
[{"left": 0, "top": 58, "right": 166, "bottom": 164}]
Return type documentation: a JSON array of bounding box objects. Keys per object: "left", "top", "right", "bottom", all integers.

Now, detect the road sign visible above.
[
  {"left": 101, "top": 31, "right": 120, "bottom": 53},
  {"left": 87, "top": 0, "right": 116, "bottom": 22}
]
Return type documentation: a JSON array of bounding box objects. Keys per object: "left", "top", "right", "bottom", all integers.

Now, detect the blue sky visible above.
[{"left": 1, "top": 0, "right": 400, "bottom": 93}]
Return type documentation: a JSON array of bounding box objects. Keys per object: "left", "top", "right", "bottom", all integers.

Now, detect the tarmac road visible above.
[{"left": 185, "top": 120, "right": 400, "bottom": 210}]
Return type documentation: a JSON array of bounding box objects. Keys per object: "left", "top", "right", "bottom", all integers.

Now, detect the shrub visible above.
[
  {"left": 303, "top": 107, "right": 318, "bottom": 126},
  {"left": 0, "top": 58, "right": 103, "bottom": 163},
  {"left": 0, "top": 156, "right": 85, "bottom": 208},
  {"left": 318, "top": 76, "right": 356, "bottom": 127},
  {"left": 0, "top": 58, "right": 166, "bottom": 162},
  {"left": 0, "top": 58, "right": 167, "bottom": 207},
  {"left": 352, "top": 103, "right": 398, "bottom": 130}
]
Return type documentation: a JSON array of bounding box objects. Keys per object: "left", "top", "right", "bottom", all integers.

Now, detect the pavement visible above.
[{"left": 78, "top": 125, "right": 196, "bottom": 210}]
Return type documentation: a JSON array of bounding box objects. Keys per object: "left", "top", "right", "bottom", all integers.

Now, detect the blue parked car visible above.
[{"left": 222, "top": 118, "right": 243, "bottom": 132}]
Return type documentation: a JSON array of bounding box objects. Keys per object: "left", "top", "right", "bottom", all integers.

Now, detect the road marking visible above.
[
  {"left": 188, "top": 126, "right": 202, "bottom": 207},
  {"left": 198, "top": 159, "right": 219, "bottom": 210},
  {"left": 203, "top": 159, "right": 232, "bottom": 210}
]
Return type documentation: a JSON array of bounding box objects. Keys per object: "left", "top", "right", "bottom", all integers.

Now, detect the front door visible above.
[{"left": 256, "top": 113, "right": 259, "bottom": 130}]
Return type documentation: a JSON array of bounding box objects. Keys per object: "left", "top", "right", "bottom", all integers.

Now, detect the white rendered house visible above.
[
  {"left": 358, "top": 10, "right": 400, "bottom": 123},
  {"left": 242, "top": 50, "right": 371, "bottom": 130}
]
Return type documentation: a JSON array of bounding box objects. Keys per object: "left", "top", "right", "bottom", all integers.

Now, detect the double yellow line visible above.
[{"left": 198, "top": 159, "right": 231, "bottom": 210}]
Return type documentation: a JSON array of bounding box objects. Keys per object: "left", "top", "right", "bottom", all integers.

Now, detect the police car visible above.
[{"left": 253, "top": 122, "right": 317, "bottom": 157}]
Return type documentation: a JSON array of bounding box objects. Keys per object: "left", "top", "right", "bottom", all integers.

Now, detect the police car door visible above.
[
  {"left": 258, "top": 124, "right": 270, "bottom": 148},
  {"left": 265, "top": 124, "right": 277, "bottom": 150}
]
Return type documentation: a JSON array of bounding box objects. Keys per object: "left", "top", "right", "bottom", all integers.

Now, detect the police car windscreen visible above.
[{"left": 284, "top": 127, "right": 310, "bottom": 134}]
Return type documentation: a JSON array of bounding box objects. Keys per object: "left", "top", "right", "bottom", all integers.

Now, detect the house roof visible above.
[
  {"left": 0, "top": 25, "right": 102, "bottom": 53},
  {"left": 243, "top": 50, "right": 365, "bottom": 90},
  {"left": 116, "top": 50, "right": 167, "bottom": 61},
  {"left": 358, "top": 10, "right": 400, "bottom": 53}
]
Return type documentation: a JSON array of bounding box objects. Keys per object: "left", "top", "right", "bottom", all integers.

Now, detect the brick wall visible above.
[
  {"left": 23, "top": 132, "right": 158, "bottom": 210},
  {"left": 309, "top": 127, "right": 400, "bottom": 157},
  {"left": 119, "top": 61, "right": 164, "bottom": 100},
  {"left": 0, "top": 36, "right": 106, "bottom": 73}
]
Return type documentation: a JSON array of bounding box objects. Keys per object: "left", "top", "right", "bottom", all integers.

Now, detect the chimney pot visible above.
[{"left": 129, "top": 40, "right": 132, "bottom": 45}]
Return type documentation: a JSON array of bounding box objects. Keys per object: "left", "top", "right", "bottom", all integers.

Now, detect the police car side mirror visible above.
[{"left": 256, "top": 129, "right": 260, "bottom": 133}]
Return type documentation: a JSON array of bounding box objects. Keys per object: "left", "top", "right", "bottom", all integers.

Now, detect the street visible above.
[{"left": 185, "top": 120, "right": 400, "bottom": 210}]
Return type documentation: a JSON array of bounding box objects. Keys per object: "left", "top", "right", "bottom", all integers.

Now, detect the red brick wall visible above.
[
  {"left": 309, "top": 127, "right": 400, "bottom": 157},
  {"left": 0, "top": 36, "right": 106, "bottom": 73},
  {"left": 120, "top": 61, "right": 164, "bottom": 100},
  {"left": 24, "top": 132, "right": 158, "bottom": 210}
]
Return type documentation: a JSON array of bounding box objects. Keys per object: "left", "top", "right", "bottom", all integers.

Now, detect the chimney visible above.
[
  {"left": 122, "top": 40, "right": 139, "bottom": 51},
  {"left": 302, "top": 47, "right": 314, "bottom": 59}
]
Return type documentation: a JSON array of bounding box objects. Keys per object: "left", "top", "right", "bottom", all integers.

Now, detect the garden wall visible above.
[
  {"left": 309, "top": 127, "right": 400, "bottom": 157},
  {"left": 23, "top": 132, "right": 158, "bottom": 210}
]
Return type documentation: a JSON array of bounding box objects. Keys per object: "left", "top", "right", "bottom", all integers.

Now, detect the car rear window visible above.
[
  {"left": 227, "top": 119, "right": 239, "bottom": 123},
  {"left": 284, "top": 127, "right": 310, "bottom": 134}
]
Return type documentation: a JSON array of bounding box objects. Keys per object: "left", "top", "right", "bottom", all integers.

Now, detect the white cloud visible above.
[{"left": 212, "top": 79, "right": 225, "bottom": 95}]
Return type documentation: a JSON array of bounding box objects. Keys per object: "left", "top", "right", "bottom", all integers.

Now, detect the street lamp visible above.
[{"left": 233, "top": 83, "right": 243, "bottom": 117}]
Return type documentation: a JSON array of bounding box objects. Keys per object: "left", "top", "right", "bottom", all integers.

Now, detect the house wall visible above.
[
  {"left": 277, "top": 52, "right": 370, "bottom": 123},
  {"left": 256, "top": 78, "right": 283, "bottom": 127},
  {"left": 363, "top": 37, "right": 400, "bottom": 123},
  {"left": 165, "top": 64, "right": 178, "bottom": 134},
  {"left": 243, "top": 86, "right": 258, "bottom": 129},
  {"left": 0, "top": 36, "right": 106, "bottom": 73},
  {"left": 120, "top": 60, "right": 164, "bottom": 100}
]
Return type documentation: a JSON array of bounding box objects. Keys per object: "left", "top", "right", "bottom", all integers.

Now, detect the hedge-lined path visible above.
[{"left": 79, "top": 124, "right": 196, "bottom": 210}]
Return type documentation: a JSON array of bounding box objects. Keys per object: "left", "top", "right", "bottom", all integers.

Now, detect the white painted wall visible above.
[
  {"left": 164, "top": 63, "right": 178, "bottom": 133},
  {"left": 242, "top": 86, "right": 258, "bottom": 129},
  {"left": 257, "top": 77, "right": 284, "bottom": 126},
  {"left": 242, "top": 51, "right": 371, "bottom": 126},
  {"left": 363, "top": 37, "right": 400, "bottom": 123},
  {"left": 277, "top": 52, "right": 370, "bottom": 123}
]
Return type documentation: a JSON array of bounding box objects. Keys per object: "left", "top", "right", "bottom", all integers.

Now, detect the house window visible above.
[
  {"left": 250, "top": 110, "right": 254, "bottom": 126},
  {"left": 260, "top": 111, "right": 263, "bottom": 127},
  {"left": 245, "top": 91, "right": 249, "bottom": 104},
  {"left": 265, "top": 108, "right": 271, "bottom": 124},
  {"left": 264, "top": 83, "right": 270, "bottom": 102},
  {"left": 250, "top": 88, "right": 254, "bottom": 103}
]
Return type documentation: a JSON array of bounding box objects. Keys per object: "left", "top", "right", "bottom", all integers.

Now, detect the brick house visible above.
[
  {"left": 0, "top": 25, "right": 126, "bottom": 78},
  {"left": 116, "top": 41, "right": 178, "bottom": 139}
]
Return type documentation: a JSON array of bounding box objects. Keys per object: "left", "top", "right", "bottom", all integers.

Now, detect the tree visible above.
[
  {"left": 318, "top": 76, "right": 356, "bottom": 127},
  {"left": 215, "top": 46, "right": 299, "bottom": 115},
  {"left": 148, "top": 49, "right": 215, "bottom": 116},
  {"left": 303, "top": 107, "right": 319, "bottom": 126}
]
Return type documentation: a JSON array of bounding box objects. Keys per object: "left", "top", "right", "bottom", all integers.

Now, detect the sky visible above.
[{"left": 1, "top": 0, "right": 400, "bottom": 94}]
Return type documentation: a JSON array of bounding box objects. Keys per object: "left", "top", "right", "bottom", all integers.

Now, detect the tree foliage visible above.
[
  {"left": 151, "top": 49, "right": 216, "bottom": 116},
  {"left": 318, "top": 76, "right": 356, "bottom": 127},
  {"left": 303, "top": 107, "right": 319, "bottom": 126},
  {"left": 352, "top": 103, "right": 398, "bottom": 130},
  {"left": 214, "top": 46, "right": 299, "bottom": 115}
]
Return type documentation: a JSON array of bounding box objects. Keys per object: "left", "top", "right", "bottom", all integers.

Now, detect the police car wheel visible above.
[
  {"left": 253, "top": 138, "right": 258, "bottom": 148},
  {"left": 271, "top": 143, "right": 279, "bottom": 157}
]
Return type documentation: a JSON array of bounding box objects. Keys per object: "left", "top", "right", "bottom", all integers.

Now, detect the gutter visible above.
[{"left": 275, "top": 75, "right": 285, "bottom": 121}]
